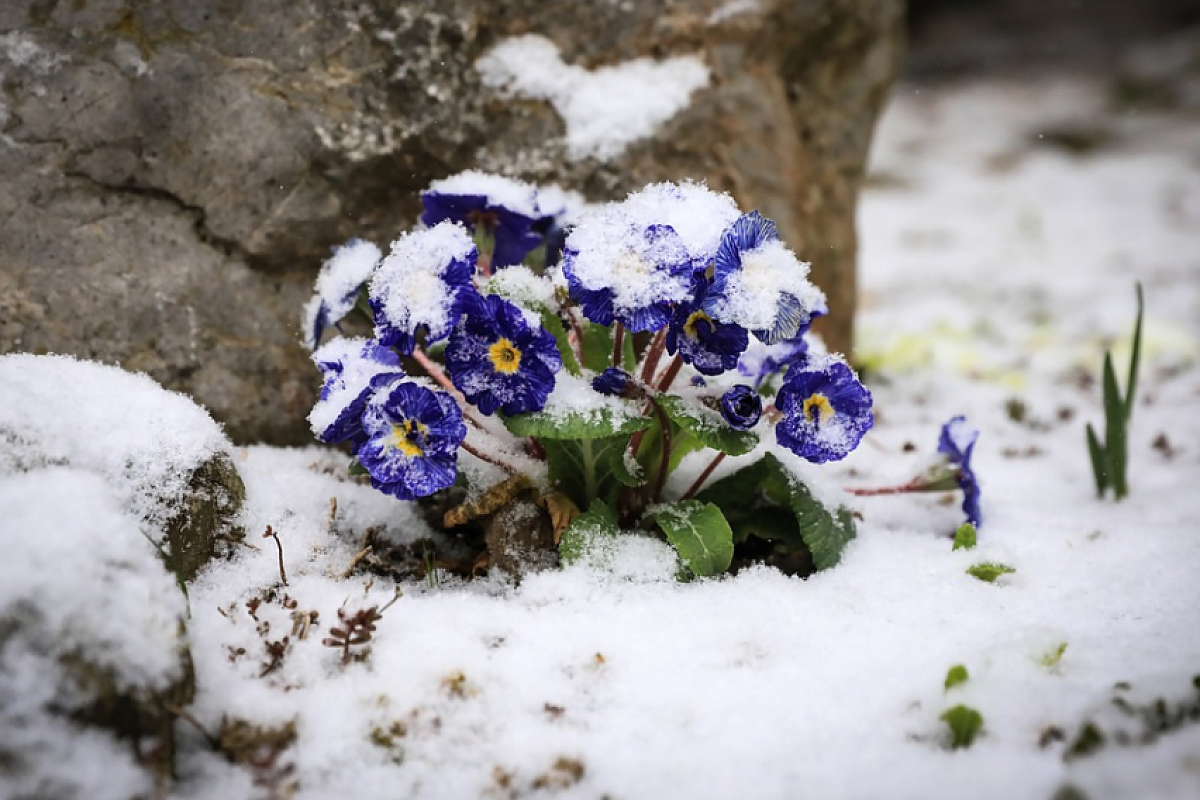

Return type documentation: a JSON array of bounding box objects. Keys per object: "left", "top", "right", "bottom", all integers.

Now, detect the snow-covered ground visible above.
[{"left": 7, "top": 76, "right": 1200, "bottom": 799}]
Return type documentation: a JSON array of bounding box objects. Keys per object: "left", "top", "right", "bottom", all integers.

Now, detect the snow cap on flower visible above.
[
  {"left": 302, "top": 238, "right": 382, "bottom": 350},
  {"left": 719, "top": 385, "right": 762, "bottom": 431},
  {"left": 939, "top": 415, "right": 982, "bottom": 526},
  {"left": 666, "top": 275, "right": 749, "bottom": 375},
  {"left": 308, "top": 338, "right": 406, "bottom": 451},
  {"left": 705, "top": 211, "right": 826, "bottom": 344},
  {"left": 775, "top": 354, "right": 873, "bottom": 464},
  {"left": 562, "top": 216, "right": 694, "bottom": 333},
  {"left": 445, "top": 292, "right": 562, "bottom": 416},
  {"left": 421, "top": 171, "right": 545, "bottom": 268},
  {"left": 369, "top": 223, "right": 478, "bottom": 354},
  {"left": 618, "top": 181, "right": 741, "bottom": 270},
  {"left": 356, "top": 381, "right": 467, "bottom": 501}
]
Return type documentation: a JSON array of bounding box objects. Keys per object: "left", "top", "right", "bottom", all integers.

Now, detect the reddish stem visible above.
[
  {"left": 640, "top": 329, "right": 668, "bottom": 384},
  {"left": 612, "top": 321, "right": 626, "bottom": 369},
  {"left": 411, "top": 348, "right": 487, "bottom": 430},
  {"left": 460, "top": 439, "right": 519, "bottom": 473},
  {"left": 655, "top": 355, "right": 685, "bottom": 394},
  {"left": 650, "top": 401, "right": 673, "bottom": 503},
  {"left": 681, "top": 452, "right": 726, "bottom": 501},
  {"left": 845, "top": 480, "right": 926, "bottom": 497}
]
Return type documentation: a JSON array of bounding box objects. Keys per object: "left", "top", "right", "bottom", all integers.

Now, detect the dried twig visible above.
[{"left": 262, "top": 526, "right": 287, "bottom": 586}]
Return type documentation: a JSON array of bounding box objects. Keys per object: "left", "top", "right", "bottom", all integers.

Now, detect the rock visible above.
[
  {"left": 0, "top": 469, "right": 194, "bottom": 798},
  {"left": 484, "top": 495, "right": 557, "bottom": 576},
  {"left": 0, "top": 354, "right": 246, "bottom": 579},
  {"left": 0, "top": 0, "right": 903, "bottom": 443}
]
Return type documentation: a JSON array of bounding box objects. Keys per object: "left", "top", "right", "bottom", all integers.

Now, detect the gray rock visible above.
[{"left": 0, "top": 0, "right": 903, "bottom": 444}]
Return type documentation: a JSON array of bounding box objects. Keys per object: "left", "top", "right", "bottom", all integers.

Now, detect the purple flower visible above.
[
  {"left": 421, "top": 171, "right": 544, "bottom": 268},
  {"left": 562, "top": 221, "right": 694, "bottom": 333},
  {"left": 368, "top": 223, "right": 478, "bottom": 354},
  {"left": 939, "top": 416, "right": 982, "bottom": 526},
  {"left": 356, "top": 381, "right": 467, "bottom": 500},
  {"left": 719, "top": 385, "right": 762, "bottom": 431},
  {"left": 445, "top": 293, "right": 562, "bottom": 416},
  {"left": 592, "top": 367, "right": 632, "bottom": 397},
  {"left": 666, "top": 275, "right": 749, "bottom": 376},
  {"left": 775, "top": 356, "right": 873, "bottom": 464},
  {"left": 302, "top": 239, "right": 381, "bottom": 350},
  {"left": 705, "top": 211, "right": 825, "bottom": 345},
  {"left": 308, "top": 338, "right": 406, "bottom": 452},
  {"left": 736, "top": 300, "right": 827, "bottom": 387}
]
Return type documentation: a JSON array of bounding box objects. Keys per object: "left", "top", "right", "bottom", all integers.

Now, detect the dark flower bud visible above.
[{"left": 719, "top": 384, "right": 762, "bottom": 431}]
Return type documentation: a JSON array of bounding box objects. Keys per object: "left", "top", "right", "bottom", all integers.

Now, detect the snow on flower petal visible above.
[
  {"left": 357, "top": 381, "right": 466, "bottom": 500},
  {"left": 719, "top": 385, "right": 762, "bottom": 431},
  {"left": 445, "top": 293, "right": 562, "bottom": 416},
  {"left": 302, "top": 238, "right": 381, "bottom": 350},
  {"left": 368, "top": 223, "right": 478, "bottom": 354},
  {"left": 939, "top": 415, "right": 983, "bottom": 527},
  {"left": 421, "top": 171, "right": 545, "bottom": 268},
  {"left": 775, "top": 355, "right": 873, "bottom": 463},
  {"left": 705, "top": 211, "right": 826, "bottom": 344},
  {"left": 308, "top": 338, "right": 406, "bottom": 451}
]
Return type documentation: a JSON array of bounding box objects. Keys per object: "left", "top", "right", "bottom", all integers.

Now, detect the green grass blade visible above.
[
  {"left": 1101, "top": 353, "right": 1128, "bottom": 499},
  {"left": 1085, "top": 423, "right": 1109, "bottom": 497},
  {"left": 1124, "top": 282, "right": 1144, "bottom": 422}
]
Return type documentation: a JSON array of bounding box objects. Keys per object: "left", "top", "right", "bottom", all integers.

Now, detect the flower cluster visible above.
[{"left": 303, "top": 172, "right": 877, "bottom": 573}]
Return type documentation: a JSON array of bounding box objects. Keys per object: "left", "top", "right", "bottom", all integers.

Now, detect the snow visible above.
[
  {"left": 424, "top": 171, "right": 540, "bottom": 219},
  {"left": 368, "top": 222, "right": 475, "bottom": 342},
  {"left": 0, "top": 353, "right": 231, "bottom": 527},
  {"left": 302, "top": 238, "right": 382, "bottom": 349},
  {"left": 6, "top": 76, "right": 1200, "bottom": 799},
  {"left": 476, "top": 35, "right": 710, "bottom": 161}
]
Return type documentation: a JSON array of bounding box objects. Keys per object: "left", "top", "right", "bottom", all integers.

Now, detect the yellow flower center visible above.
[
  {"left": 684, "top": 310, "right": 713, "bottom": 339},
  {"left": 803, "top": 393, "right": 834, "bottom": 425},
  {"left": 389, "top": 419, "right": 427, "bottom": 458},
  {"left": 488, "top": 338, "right": 522, "bottom": 374}
]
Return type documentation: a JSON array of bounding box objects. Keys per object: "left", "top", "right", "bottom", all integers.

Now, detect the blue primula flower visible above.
[
  {"left": 302, "top": 238, "right": 382, "bottom": 350},
  {"left": 445, "top": 293, "right": 562, "bottom": 416},
  {"left": 357, "top": 381, "right": 467, "bottom": 501},
  {"left": 562, "top": 220, "right": 694, "bottom": 333},
  {"left": 736, "top": 299, "right": 827, "bottom": 387},
  {"left": 666, "top": 275, "right": 749, "bottom": 376},
  {"left": 369, "top": 223, "right": 478, "bottom": 354},
  {"left": 939, "top": 415, "right": 982, "bottom": 527},
  {"left": 308, "top": 338, "right": 406, "bottom": 452},
  {"left": 421, "top": 171, "right": 545, "bottom": 269},
  {"left": 705, "top": 211, "right": 825, "bottom": 345},
  {"left": 719, "top": 385, "right": 762, "bottom": 431},
  {"left": 775, "top": 355, "right": 873, "bottom": 464}
]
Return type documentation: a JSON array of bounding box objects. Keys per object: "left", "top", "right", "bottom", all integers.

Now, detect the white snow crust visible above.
[
  {"left": 476, "top": 35, "right": 710, "bottom": 161},
  {"left": 368, "top": 222, "right": 475, "bottom": 342}
]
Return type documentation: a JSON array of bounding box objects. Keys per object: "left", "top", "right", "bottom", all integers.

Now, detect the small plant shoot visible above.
[
  {"left": 1085, "top": 283, "right": 1144, "bottom": 501},
  {"left": 941, "top": 705, "right": 984, "bottom": 749}
]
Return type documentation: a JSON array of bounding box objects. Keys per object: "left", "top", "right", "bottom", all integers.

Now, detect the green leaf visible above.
[
  {"left": 1085, "top": 422, "right": 1110, "bottom": 497},
  {"left": 503, "top": 405, "right": 649, "bottom": 439},
  {"left": 657, "top": 395, "right": 759, "bottom": 457},
  {"left": 559, "top": 501, "right": 620, "bottom": 565},
  {"left": 542, "top": 436, "right": 632, "bottom": 509},
  {"left": 606, "top": 439, "right": 645, "bottom": 488},
  {"left": 726, "top": 506, "right": 802, "bottom": 546},
  {"left": 697, "top": 454, "right": 856, "bottom": 571},
  {"left": 644, "top": 501, "right": 734, "bottom": 577},
  {"left": 767, "top": 456, "right": 856, "bottom": 571},
  {"left": 941, "top": 705, "right": 983, "bottom": 749},
  {"left": 966, "top": 562, "right": 1016, "bottom": 583},
  {"left": 944, "top": 665, "right": 970, "bottom": 691},
  {"left": 349, "top": 459, "right": 369, "bottom": 477},
  {"left": 952, "top": 523, "right": 977, "bottom": 551},
  {"left": 540, "top": 311, "right": 581, "bottom": 377},
  {"left": 1125, "top": 282, "right": 1144, "bottom": 422},
  {"left": 1040, "top": 642, "right": 1068, "bottom": 668},
  {"left": 580, "top": 322, "right": 634, "bottom": 372},
  {"left": 1064, "top": 722, "right": 1106, "bottom": 761},
  {"left": 1102, "top": 352, "right": 1128, "bottom": 499}
]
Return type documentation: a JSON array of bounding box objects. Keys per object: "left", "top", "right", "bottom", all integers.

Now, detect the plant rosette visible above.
[{"left": 303, "top": 173, "right": 968, "bottom": 579}]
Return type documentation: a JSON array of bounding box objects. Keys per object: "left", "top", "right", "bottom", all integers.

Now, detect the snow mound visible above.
[{"left": 0, "top": 354, "right": 232, "bottom": 527}]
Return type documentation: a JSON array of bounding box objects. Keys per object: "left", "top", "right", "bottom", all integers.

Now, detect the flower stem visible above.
[
  {"left": 460, "top": 439, "right": 519, "bottom": 473},
  {"left": 612, "top": 321, "right": 626, "bottom": 370},
  {"left": 411, "top": 347, "right": 490, "bottom": 431},
  {"left": 639, "top": 329, "right": 667, "bottom": 384},
  {"left": 845, "top": 479, "right": 926, "bottom": 497},
  {"left": 565, "top": 309, "right": 586, "bottom": 369},
  {"left": 681, "top": 452, "right": 726, "bottom": 501},
  {"left": 655, "top": 355, "right": 684, "bottom": 394},
  {"left": 650, "top": 400, "right": 672, "bottom": 503}
]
